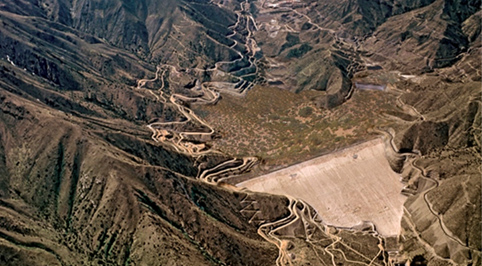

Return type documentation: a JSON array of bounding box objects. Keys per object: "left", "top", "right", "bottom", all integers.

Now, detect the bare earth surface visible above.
[{"left": 237, "top": 138, "right": 406, "bottom": 236}]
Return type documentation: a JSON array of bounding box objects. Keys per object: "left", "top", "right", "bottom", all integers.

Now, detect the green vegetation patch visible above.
[
  {"left": 286, "top": 43, "right": 313, "bottom": 59},
  {"left": 199, "top": 84, "right": 398, "bottom": 166},
  {"left": 298, "top": 106, "right": 313, "bottom": 117}
]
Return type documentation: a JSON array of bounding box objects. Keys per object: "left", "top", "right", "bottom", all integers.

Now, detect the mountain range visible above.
[{"left": 0, "top": 0, "right": 480, "bottom": 265}]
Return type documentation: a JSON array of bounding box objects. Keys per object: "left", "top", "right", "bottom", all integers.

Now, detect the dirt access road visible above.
[{"left": 237, "top": 138, "right": 407, "bottom": 236}]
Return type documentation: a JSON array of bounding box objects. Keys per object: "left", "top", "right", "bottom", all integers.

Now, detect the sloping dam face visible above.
[{"left": 237, "top": 138, "right": 406, "bottom": 236}]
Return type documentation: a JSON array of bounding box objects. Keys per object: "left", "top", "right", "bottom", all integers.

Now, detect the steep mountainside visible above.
[{"left": 0, "top": 0, "right": 480, "bottom": 265}]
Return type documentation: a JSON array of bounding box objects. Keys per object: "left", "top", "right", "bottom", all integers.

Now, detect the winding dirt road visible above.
[
  {"left": 377, "top": 126, "right": 467, "bottom": 247},
  {"left": 138, "top": 52, "right": 385, "bottom": 266},
  {"left": 135, "top": 1, "right": 390, "bottom": 264}
]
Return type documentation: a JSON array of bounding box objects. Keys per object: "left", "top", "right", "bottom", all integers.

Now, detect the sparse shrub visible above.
[
  {"left": 268, "top": 114, "right": 280, "bottom": 120},
  {"left": 287, "top": 43, "right": 312, "bottom": 59},
  {"left": 298, "top": 106, "right": 313, "bottom": 117},
  {"left": 308, "top": 134, "right": 322, "bottom": 146}
]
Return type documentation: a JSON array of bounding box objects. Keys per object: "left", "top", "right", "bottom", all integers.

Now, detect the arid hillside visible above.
[{"left": 0, "top": 0, "right": 480, "bottom": 265}]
